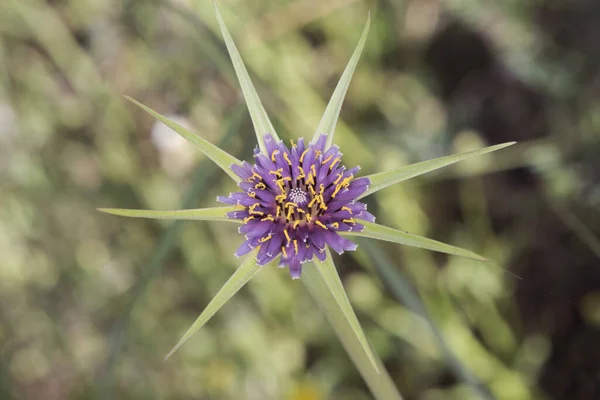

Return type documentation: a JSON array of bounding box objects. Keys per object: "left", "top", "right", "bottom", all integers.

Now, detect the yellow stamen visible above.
[
  {"left": 259, "top": 234, "right": 272, "bottom": 243},
  {"left": 293, "top": 240, "right": 299, "bottom": 255},
  {"left": 248, "top": 191, "right": 256, "bottom": 198},
  {"left": 284, "top": 230, "right": 291, "bottom": 242},
  {"left": 321, "top": 154, "right": 333, "bottom": 165},
  {"left": 281, "top": 246, "right": 288, "bottom": 258},
  {"left": 290, "top": 139, "right": 296, "bottom": 148},
  {"left": 308, "top": 197, "right": 318, "bottom": 208},
  {"left": 297, "top": 166, "right": 305, "bottom": 179},
  {"left": 293, "top": 220, "right": 301, "bottom": 228},
  {"left": 331, "top": 222, "right": 339, "bottom": 229},
  {"left": 269, "top": 168, "right": 283, "bottom": 177},
  {"left": 343, "top": 219, "right": 356, "bottom": 225},
  {"left": 334, "top": 173, "right": 343, "bottom": 185},
  {"left": 319, "top": 184, "right": 325, "bottom": 194},
  {"left": 311, "top": 165, "right": 317, "bottom": 177},
  {"left": 305, "top": 214, "right": 312, "bottom": 223},
  {"left": 275, "top": 194, "right": 286, "bottom": 202},
  {"left": 341, "top": 206, "right": 352, "bottom": 214},
  {"left": 271, "top": 150, "right": 280, "bottom": 162},
  {"left": 285, "top": 202, "right": 298, "bottom": 209},
  {"left": 251, "top": 172, "right": 262, "bottom": 181},
  {"left": 255, "top": 182, "right": 266, "bottom": 190},
  {"left": 249, "top": 203, "right": 261, "bottom": 214},
  {"left": 243, "top": 216, "right": 255, "bottom": 223},
  {"left": 315, "top": 220, "right": 327, "bottom": 229},
  {"left": 262, "top": 215, "right": 275, "bottom": 221},
  {"left": 329, "top": 157, "right": 340, "bottom": 170},
  {"left": 283, "top": 152, "right": 292, "bottom": 166},
  {"left": 299, "top": 149, "right": 309, "bottom": 163}
]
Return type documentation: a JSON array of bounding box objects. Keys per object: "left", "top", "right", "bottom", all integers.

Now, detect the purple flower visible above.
[{"left": 218, "top": 134, "right": 374, "bottom": 279}]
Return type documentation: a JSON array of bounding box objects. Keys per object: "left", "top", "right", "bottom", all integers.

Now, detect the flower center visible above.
[{"left": 288, "top": 187, "right": 309, "bottom": 206}]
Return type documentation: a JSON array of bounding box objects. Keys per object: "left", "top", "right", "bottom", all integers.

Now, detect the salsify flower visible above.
[
  {"left": 218, "top": 132, "right": 374, "bottom": 279},
  {"left": 99, "top": 4, "right": 515, "bottom": 393}
]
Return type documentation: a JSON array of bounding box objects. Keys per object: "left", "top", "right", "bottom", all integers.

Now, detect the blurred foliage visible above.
[{"left": 1, "top": 0, "right": 600, "bottom": 399}]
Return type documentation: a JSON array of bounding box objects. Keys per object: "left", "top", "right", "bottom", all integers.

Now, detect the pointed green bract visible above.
[
  {"left": 97, "top": 206, "right": 241, "bottom": 223},
  {"left": 312, "top": 15, "right": 370, "bottom": 149},
  {"left": 314, "top": 248, "right": 379, "bottom": 373},
  {"left": 214, "top": 2, "right": 278, "bottom": 154},
  {"left": 359, "top": 142, "right": 516, "bottom": 200},
  {"left": 165, "top": 249, "right": 262, "bottom": 359},
  {"left": 302, "top": 262, "right": 404, "bottom": 400},
  {"left": 343, "top": 221, "right": 487, "bottom": 261},
  {"left": 125, "top": 96, "right": 243, "bottom": 182}
]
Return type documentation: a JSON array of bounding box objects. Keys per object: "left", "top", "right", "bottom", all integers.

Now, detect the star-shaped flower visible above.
[{"left": 99, "top": 3, "right": 514, "bottom": 390}]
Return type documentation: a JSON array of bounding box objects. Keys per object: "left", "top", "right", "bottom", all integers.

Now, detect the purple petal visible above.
[
  {"left": 231, "top": 162, "right": 254, "bottom": 180},
  {"left": 235, "top": 237, "right": 260, "bottom": 257},
  {"left": 239, "top": 220, "right": 274, "bottom": 236},
  {"left": 323, "top": 231, "right": 358, "bottom": 254},
  {"left": 288, "top": 257, "right": 302, "bottom": 279}
]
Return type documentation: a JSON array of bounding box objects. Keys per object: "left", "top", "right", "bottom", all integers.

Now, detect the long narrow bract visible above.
[
  {"left": 312, "top": 15, "right": 371, "bottom": 150},
  {"left": 343, "top": 221, "right": 487, "bottom": 261},
  {"left": 214, "top": 2, "right": 279, "bottom": 155}
]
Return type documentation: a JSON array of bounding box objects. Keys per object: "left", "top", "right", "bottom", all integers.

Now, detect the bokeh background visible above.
[{"left": 2, "top": 0, "right": 600, "bottom": 399}]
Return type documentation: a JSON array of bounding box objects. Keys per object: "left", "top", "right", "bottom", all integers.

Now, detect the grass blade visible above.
[
  {"left": 97, "top": 206, "right": 241, "bottom": 223},
  {"left": 314, "top": 248, "right": 379, "bottom": 373},
  {"left": 125, "top": 96, "right": 243, "bottom": 183},
  {"left": 343, "top": 221, "right": 487, "bottom": 261},
  {"left": 359, "top": 142, "right": 516, "bottom": 200},
  {"left": 302, "top": 262, "right": 403, "bottom": 400},
  {"left": 312, "top": 15, "right": 370, "bottom": 149},
  {"left": 165, "top": 249, "right": 261, "bottom": 359},
  {"left": 214, "top": 2, "right": 279, "bottom": 154}
]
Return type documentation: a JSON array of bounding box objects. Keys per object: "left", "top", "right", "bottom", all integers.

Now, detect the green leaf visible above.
[
  {"left": 302, "top": 262, "right": 403, "bottom": 400},
  {"left": 97, "top": 206, "right": 241, "bottom": 223},
  {"left": 359, "top": 142, "right": 516, "bottom": 199},
  {"left": 313, "top": 248, "right": 379, "bottom": 373},
  {"left": 343, "top": 221, "right": 487, "bottom": 261},
  {"left": 165, "top": 249, "right": 262, "bottom": 359},
  {"left": 214, "top": 2, "right": 279, "bottom": 154},
  {"left": 312, "top": 14, "right": 370, "bottom": 149},
  {"left": 124, "top": 96, "right": 243, "bottom": 182}
]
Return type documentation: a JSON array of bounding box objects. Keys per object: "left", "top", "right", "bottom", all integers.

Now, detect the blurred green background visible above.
[{"left": 2, "top": 0, "right": 600, "bottom": 399}]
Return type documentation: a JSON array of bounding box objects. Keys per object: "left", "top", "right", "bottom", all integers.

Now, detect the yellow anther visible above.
[
  {"left": 269, "top": 168, "right": 283, "bottom": 177},
  {"left": 343, "top": 219, "right": 356, "bottom": 225},
  {"left": 315, "top": 220, "right": 327, "bottom": 229},
  {"left": 334, "top": 173, "right": 343, "bottom": 185},
  {"left": 285, "top": 202, "right": 298, "bottom": 209},
  {"left": 262, "top": 215, "right": 275, "bottom": 221},
  {"left": 305, "top": 174, "right": 314, "bottom": 185},
  {"left": 293, "top": 240, "right": 299, "bottom": 255},
  {"left": 293, "top": 220, "right": 301, "bottom": 228},
  {"left": 286, "top": 207, "right": 294, "bottom": 220},
  {"left": 290, "top": 139, "right": 296, "bottom": 148},
  {"left": 296, "top": 208, "right": 305, "bottom": 214},
  {"left": 248, "top": 191, "right": 256, "bottom": 198},
  {"left": 243, "top": 216, "right": 255, "bottom": 223},
  {"left": 332, "top": 183, "right": 343, "bottom": 198},
  {"left": 331, "top": 222, "right": 339, "bottom": 229},
  {"left": 276, "top": 205, "right": 281, "bottom": 216},
  {"left": 341, "top": 206, "right": 352, "bottom": 214},
  {"left": 305, "top": 214, "right": 312, "bottom": 223},
  {"left": 297, "top": 166, "right": 306, "bottom": 179},
  {"left": 251, "top": 172, "right": 262, "bottom": 181},
  {"left": 284, "top": 230, "right": 291, "bottom": 242},
  {"left": 249, "top": 203, "right": 260, "bottom": 213},
  {"left": 315, "top": 150, "right": 322, "bottom": 158},
  {"left": 299, "top": 149, "right": 310, "bottom": 163},
  {"left": 255, "top": 182, "right": 266, "bottom": 190},
  {"left": 283, "top": 152, "right": 292, "bottom": 166},
  {"left": 321, "top": 154, "right": 333, "bottom": 165},
  {"left": 281, "top": 176, "right": 292, "bottom": 182},
  {"left": 275, "top": 194, "right": 286, "bottom": 202},
  {"left": 271, "top": 150, "right": 280, "bottom": 162},
  {"left": 308, "top": 197, "right": 318, "bottom": 208},
  {"left": 281, "top": 246, "right": 288, "bottom": 257},
  {"left": 329, "top": 157, "right": 340, "bottom": 170},
  {"left": 311, "top": 165, "right": 317, "bottom": 177},
  {"left": 308, "top": 185, "right": 316, "bottom": 195},
  {"left": 259, "top": 234, "right": 272, "bottom": 243},
  {"left": 319, "top": 184, "right": 325, "bottom": 194}
]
